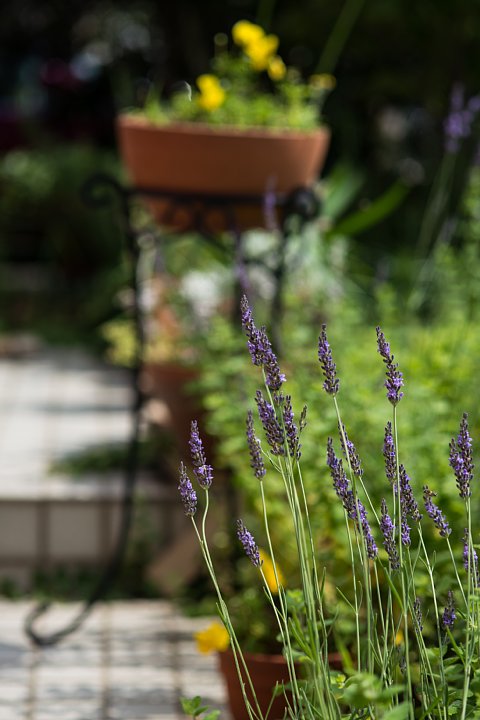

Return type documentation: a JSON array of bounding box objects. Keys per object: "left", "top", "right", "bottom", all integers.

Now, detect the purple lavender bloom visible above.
[
  {"left": 240, "top": 296, "right": 263, "bottom": 367},
  {"left": 318, "top": 324, "right": 339, "bottom": 395},
  {"left": 237, "top": 519, "right": 261, "bottom": 567},
  {"left": 240, "top": 296, "right": 285, "bottom": 394},
  {"left": 376, "top": 327, "right": 404, "bottom": 405},
  {"left": 358, "top": 500, "right": 378, "bottom": 559},
  {"left": 261, "top": 334, "right": 286, "bottom": 394},
  {"left": 283, "top": 395, "right": 301, "bottom": 460},
  {"left": 299, "top": 405, "right": 308, "bottom": 432},
  {"left": 399, "top": 465, "right": 422, "bottom": 522},
  {"left": 413, "top": 597, "right": 423, "bottom": 633},
  {"left": 423, "top": 485, "right": 451, "bottom": 537},
  {"left": 255, "top": 390, "right": 285, "bottom": 456},
  {"left": 327, "top": 438, "right": 374, "bottom": 555},
  {"left": 380, "top": 498, "right": 400, "bottom": 569},
  {"left": 178, "top": 462, "right": 197, "bottom": 516},
  {"left": 383, "top": 422, "right": 397, "bottom": 485},
  {"left": 444, "top": 84, "right": 480, "bottom": 154},
  {"left": 327, "top": 438, "right": 354, "bottom": 516},
  {"left": 441, "top": 590, "right": 456, "bottom": 630},
  {"left": 339, "top": 424, "right": 363, "bottom": 477},
  {"left": 449, "top": 413, "right": 474, "bottom": 499},
  {"left": 401, "top": 517, "right": 411, "bottom": 547},
  {"left": 246, "top": 410, "right": 266, "bottom": 480},
  {"left": 463, "top": 529, "right": 480, "bottom": 586},
  {"left": 189, "top": 420, "right": 213, "bottom": 489}
]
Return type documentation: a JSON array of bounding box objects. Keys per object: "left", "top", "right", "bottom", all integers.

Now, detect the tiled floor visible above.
[
  {"left": 0, "top": 346, "right": 230, "bottom": 718},
  {"left": 0, "top": 600, "right": 230, "bottom": 720}
]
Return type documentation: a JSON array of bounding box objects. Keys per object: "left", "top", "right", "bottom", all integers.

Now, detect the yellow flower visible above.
[
  {"left": 395, "top": 629, "right": 404, "bottom": 646},
  {"left": 245, "top": 34, "right": 279, "bottom": 71},
  {"left": 196, "top": 74, "right": 226, "bottom": 112},
  {"left": 309, "top": 73, "right": 337, "bottom": 91},
  {"left": 194, "top": 621, "right": 230, "bottom": 654},
  {"left": 267, "top": 56, "right": 286, "bottom": 81},
  {"left": 259, "top": 548, "right": 285, "bottom": 593},
  {"left": 232, "top": 20, "right": 265, "bottom": 48}
]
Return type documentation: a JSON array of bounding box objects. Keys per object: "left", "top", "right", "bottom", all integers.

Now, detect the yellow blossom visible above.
[
  {"left": 194, "top": 621, "right": 230, "bottom": 654},
  {"left": 232, "top": 20, "right": 264, "bottom": 48},
  {"left": 309, "top": 73, "right": 337, "bottom": 91},
  {"left": 244, "top": 34, "right": 279, "bottom": 72},
  {"left": 259, "top": 548, "right": 285, "bottom": 593},
  {"left": 267, "top": 56, "right": 286, "bottom": 81},
  {"left": 395, "top": 629, "right": 404, "bottom": 646},
  {"left": 196, "top": 74, "right": 226, "bottom": 112}
]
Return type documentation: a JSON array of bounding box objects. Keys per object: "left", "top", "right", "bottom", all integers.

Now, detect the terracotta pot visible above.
[
  {"left": 218, "top": 649, "right": 294, "bottom": 720},
  {"left": 218, "top": 648, "right": 344, "bottom": 720},
  {"left": 116, "top": 115, "right": 330, "bottom": 231}
]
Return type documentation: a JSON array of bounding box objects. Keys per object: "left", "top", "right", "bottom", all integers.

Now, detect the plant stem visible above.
[{"left": 315, "top": 0, "right": 367, "bottom": 75}]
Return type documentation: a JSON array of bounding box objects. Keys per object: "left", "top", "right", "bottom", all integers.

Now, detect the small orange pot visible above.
[
  {"left": 218, "top": 649, "right": 293, "bottom": 720},
  {"left": 116, "top": 115, "right": 330, "bottom": 231}
]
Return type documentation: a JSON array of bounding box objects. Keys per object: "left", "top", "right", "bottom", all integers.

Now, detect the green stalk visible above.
[
  {"left": 259, "top": 481, "right": 303, "bottom": 716},
  {"left": 315, "top": 0, "right": 367, "bottom": 74},
  {"left": 460, "top": 498, "right": 473, "bottom": 720},
  {"left": 335, "top": 397, "right": 374, "bottom": 676},
  {"left": 193, "top": 495, "right": 264, "bottom": 720},
  {"left": 393, "top": 407, "right": 415, "bottom": 720}
]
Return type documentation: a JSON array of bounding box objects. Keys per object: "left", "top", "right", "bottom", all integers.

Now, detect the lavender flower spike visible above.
[
  {"left": 413, "top": 597, "right": 423, "bottom": 633},
  {"left": 380, "top": 498, "right": 400, "bottom": 569},
  {"left": 189, "top": 420, "right": 213, "bottom": 489},
  {"left": 423, "top": 485, "right": 451, "bottom": 537},
  {"left": 246, "top": 410, "right": 266, "bottom": 480},
  {"left": 376, "top": 327, "right": 404, "bottom": 405},
  {"left": 240, "top": 296, "right": 285, "bottom": 393},
  {"left": 327, "top": 438, "right": 354, "bottom": 517},
  {"left": 283, "top": 395, "right": 301, "bottom": 460},
  {"left": 441, "top": 590, "right": 456, "bottom": 630},
  {"left": 255, "top": 390, "right": 284, "bottom": 456},
  {"left": 358, "top": 500, "right": 378, "bottom": 560},
  {"left": 318, "top": 324, "right": 339, "bottom": 395},
  {"left": 383, "top": 422, "right": 397, "bottom": 485},
  {"left": 399, "top": 465, "right": 422, "bottom": 522},
  {"left": 240, "top": 295, "right": 263, "bottom": 367},
  {"left": 237, "top": 519, "right": 261, "bottom": 567},
  {"left": 449, "top": 412, "right": 474, "bottom": 499},
  {"left": 178, "top": 462, "right": 197, "bottom": 516},
  {"left": 339, "top": 424, "right": 363, "bottom": 477}
]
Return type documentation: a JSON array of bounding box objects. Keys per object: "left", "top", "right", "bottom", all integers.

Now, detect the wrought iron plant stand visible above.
[{"left": 25, "top": 174, "right": 320, "bottom": 646}]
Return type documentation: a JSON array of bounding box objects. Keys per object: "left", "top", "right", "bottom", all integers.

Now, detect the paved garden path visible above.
[
  {"left": 0, "top": 598, "right": 230, "bottom": 720},
  {"left": 0, "top": 344, "right": 230, "bottom": 719}
]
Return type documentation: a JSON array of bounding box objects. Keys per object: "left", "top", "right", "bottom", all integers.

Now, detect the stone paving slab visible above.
[
  {"left": 0, "top": 348, "right": 132, "bottom": 499},
  {"left": 0, "top": 600, "right": 231, "bottom": 720}
]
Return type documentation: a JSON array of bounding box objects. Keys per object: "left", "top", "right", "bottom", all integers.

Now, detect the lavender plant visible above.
[{"left": 179, "top": 297, "right": 480, "bottom": 719}]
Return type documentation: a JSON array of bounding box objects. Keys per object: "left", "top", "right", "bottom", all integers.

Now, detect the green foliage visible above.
[
  {"left": 181, "top": 696, "right": 220, "bottom": 720},
  {"left": 196, "top": 308, "right": 480, "bottom": 596},
  {"left": 0, "top": 144, "right": 127, "bottom": 341},
  {"left": 134, "top": 20, "right": 333, "bottom": 131}
]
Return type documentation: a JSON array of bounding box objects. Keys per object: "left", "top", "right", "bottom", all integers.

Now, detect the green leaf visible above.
[
  {"left": 382, "top": 702, "right": 412, "bottom": 720},
  {"left": 203, "top": 712, "right": 220, "bottom": 720},
  {"left": 325, "top": 181, "right": 410, "bottom": 238},
  {"left": 181, "top": 697, "right": 208, "bottom": 717}
]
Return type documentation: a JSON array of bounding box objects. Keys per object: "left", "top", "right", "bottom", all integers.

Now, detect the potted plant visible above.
[
  {"left": 192, "top": 549, "right": 295, "bottom": 720},
  {"left": 178, "top": 297, "right": 480, "bottom": 718},
  {"left": 116, "top": 20, "right": 333, "bottom": 231},
  {"left": 100, "top": 266, "right": 226, "bottom": 458}
]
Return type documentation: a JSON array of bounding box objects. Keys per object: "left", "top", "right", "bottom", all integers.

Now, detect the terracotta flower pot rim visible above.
[
  {"left": 117, "top": 112, "right": 330, "bottom": 142},
  {"left": 219, "top": 648, "right": 288, "bottom": 664}
]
